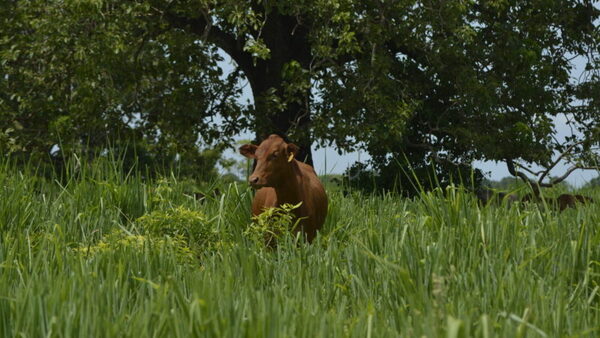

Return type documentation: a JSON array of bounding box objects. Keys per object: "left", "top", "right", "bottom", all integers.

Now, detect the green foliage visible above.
[
  {"left": 0, "top": 157, "right": 599, "bottom": 336},
  {"left": 311, "top": 0, "right": 600, "bottom": 170},
  {"left": 1, "top": 0, "right": 600, "bottom": 190},
  {"left": 0, "top": 0, "right": 245, "bottom": 170},
  {"left": 244, "top": 202, "right": 303, "bottom": 247},
  {"left": 585, "top": 175, "right": 600, "bottom": 188},
  {"left": 74, "top": 229, "right": 196, "bottom": 265},
  {"left": 2, "top": 0, "right": 600, "bottom": 185},
  {"left": 483, "top": 176, "right": 523, "bottom": 190},
  {"left": 343, "top": 160, "right": 484, "bottom": 197},
  {"left": 136, "top": 206, "right": 219, "bottom": 250}
]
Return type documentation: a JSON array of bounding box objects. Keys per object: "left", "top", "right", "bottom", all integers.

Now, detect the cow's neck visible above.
[{"left": 274, "top": 162, "right": 302, "bottom": 206}]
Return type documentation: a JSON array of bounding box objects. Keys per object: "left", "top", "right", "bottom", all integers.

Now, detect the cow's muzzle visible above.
[{"left": 248, "top": 175, "right": 265, "bottom": 189}]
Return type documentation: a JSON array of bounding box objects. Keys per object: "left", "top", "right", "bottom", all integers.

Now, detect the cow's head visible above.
[{"left": 239, "top": 134, "right": 299, "bottom": 188}]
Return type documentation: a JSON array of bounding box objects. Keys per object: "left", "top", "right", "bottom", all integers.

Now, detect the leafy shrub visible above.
[
  {"left": 135, "top": 206, "right": 219, "bottom": 250},
  {"left": 244, "top": 202, "right": 303, "bottom": 247},
  {"left": 343, "top": 159, "right": 484, "bottom": 196},
  {"left": 73, "top": 229, "right": 195, "bottom": 264}
]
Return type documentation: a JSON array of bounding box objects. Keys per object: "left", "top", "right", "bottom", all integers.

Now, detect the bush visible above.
[
  {"left": 73, "top": 229, "right": 196, "bottom": 264},
  {"left": 343, "top": 159, "right": 484, "bottom": 197},
  {"left": 244, "top": 202, "right": 303, "bottom": 247},
  {"left": 135, "top": 206, "right": 219, "bottom": 250}
]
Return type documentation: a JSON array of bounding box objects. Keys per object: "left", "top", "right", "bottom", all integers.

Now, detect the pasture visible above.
[{"left": 0, "top": 157, "right": 598, "bottom": 337}]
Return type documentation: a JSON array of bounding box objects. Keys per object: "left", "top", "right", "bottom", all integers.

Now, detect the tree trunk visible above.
[
  {"left": 165, "top": 10, "right": 315, "bottom": 166},
  {"left": 241, "top": 12, "right": 314, "bottom": 166}
]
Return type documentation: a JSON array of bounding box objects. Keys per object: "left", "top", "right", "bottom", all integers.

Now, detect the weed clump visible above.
[
  {"left": 74, "top": 207, "right": 224, "bottom": 264},
  {"left": 244, "top": 202, "right": 303, "bottom": 247},
  {"left": 74, "top": 229, "right": 196, "bottom": 264},
  {"left": 136, "top": 206, "right": 220, "bottom": 250}
]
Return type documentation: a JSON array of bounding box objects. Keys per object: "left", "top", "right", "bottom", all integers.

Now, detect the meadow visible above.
[{"left": 0, "top": 156, "right": 598, "bottom": 337}]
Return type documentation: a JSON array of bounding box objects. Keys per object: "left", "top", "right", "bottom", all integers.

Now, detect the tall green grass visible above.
[{"left": 0, "top": 155, "right": 598, "bottom": 337}]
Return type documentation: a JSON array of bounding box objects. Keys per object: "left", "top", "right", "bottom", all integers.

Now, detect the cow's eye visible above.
[{"left": 271, "top": 152, "right": 279, "bottom": 159}]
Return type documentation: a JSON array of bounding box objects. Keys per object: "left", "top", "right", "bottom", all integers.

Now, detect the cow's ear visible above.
[
  {"left": 239, "top": 144, "right": 257, "bottom": 159},
  {"left": 286, "top": 143, "right": 299, "bottom": 159}
]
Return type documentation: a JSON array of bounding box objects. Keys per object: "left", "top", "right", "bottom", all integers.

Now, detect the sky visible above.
[{"left": 218, "top": 53, "right": 599, "bottom": 187}]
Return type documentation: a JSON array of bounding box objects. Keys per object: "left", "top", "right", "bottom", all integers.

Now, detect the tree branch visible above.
[
  {"left": 548, "top": 165, "right": 599, "bottom": 186},
  {"left": 517, "top": 165, "right": 546, "bottom": 177},
  {"left": 507, "top": 155, "right": 600, "bottom": 195},
  {"left": 537, "top": 140, "right": 585, "bottom": 183},
  {"left": 506, "top": 159, "right": 541, "bottom": 196},
  {"left": 162, "top": 11, "right": 254, "bottom": 73}
]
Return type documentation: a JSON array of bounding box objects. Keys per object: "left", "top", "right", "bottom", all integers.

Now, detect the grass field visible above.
[{"left": 0, "top": 157, "right": 598, "bottom": 337}]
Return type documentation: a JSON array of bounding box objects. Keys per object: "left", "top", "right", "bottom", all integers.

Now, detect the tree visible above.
[
  {"left": 0, "top": 0, "right": 245, "bottom": 171},
  {"left": 1, "top": 0, "right": 599, "bottom": 184},
  {"left": 584, "top": 175, "right": 600, "bottom": 187},
  {"left": 483, "top": 176, "right": 522, "bottom": 190},
  {"left": 506, "top": 145, "right": 596, "bottom": 197},
  {"left": 159, "top": 1, "right": 322, "bottom": 164},
  {"left": 154, "top": 0, "right": 600, "bottom": 180},
  {"left": 312, "top": 1, "right": 600, "bottom": 189}
]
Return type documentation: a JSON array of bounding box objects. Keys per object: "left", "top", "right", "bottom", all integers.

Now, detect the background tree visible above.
[
  {"left": 313, "top": 1, "right": 600, "bottom": 192},
  {"left": 1, "top": 0, "right": 599, "bottom": 188},
  {"left": 0, "top": 0, "right": 245, "bottom": 177},
  {"left": 584, "top": 175, "right": 600, "bottom": 187}
]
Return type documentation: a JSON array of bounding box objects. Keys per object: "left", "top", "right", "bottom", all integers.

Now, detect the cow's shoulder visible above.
[{"left": 295, "top": 160, "right": 318, "bottom": 178}]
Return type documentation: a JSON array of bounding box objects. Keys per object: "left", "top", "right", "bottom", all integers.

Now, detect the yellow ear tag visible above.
[{"left": 287, "top": 153, "right": 295, "bottom": 162}]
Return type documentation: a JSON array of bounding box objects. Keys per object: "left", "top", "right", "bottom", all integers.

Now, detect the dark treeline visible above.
[{"left": 1, "top": 1, "right": 599, "bottom": 194}]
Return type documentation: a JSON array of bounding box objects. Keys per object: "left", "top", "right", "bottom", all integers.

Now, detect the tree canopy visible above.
[{"left": 1, "top": 0, "right": 599, "bottom": 185}]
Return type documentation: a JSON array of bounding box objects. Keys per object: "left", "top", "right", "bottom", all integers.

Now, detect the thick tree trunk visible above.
[
  {"left": 241, "top": 12, "right": 314, "bottom": 166},
  {"left": 165, "top": 10, "right": 314, "bottom": 166}
]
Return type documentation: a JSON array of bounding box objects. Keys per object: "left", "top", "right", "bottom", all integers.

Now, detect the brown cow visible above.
[
  {"left": 521, "top": 193, "right": 593, "bottom": 211},
  {"left": 239, "top": 135, "right": 328, "bottom": 243},
  {"left": 556, "top": 194, "right": 594, "bottom": 211}
]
